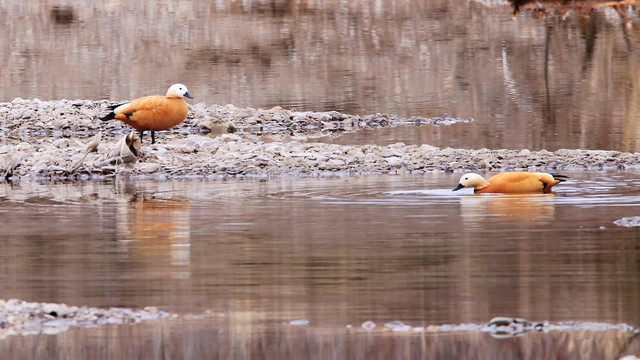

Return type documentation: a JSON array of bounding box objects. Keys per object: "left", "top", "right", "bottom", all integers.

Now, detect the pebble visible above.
[
  {"left": 385, "top": 156, "right": 404, "bottom": 167},
  {"left": 361, "top": 321, "right": 376, "bottom": 330},
  {"left": 136, "top": 162, "right": 161, "bottom": 173},
  {"left": 289, "top": 319, "right": 309, "bottom": 326}
]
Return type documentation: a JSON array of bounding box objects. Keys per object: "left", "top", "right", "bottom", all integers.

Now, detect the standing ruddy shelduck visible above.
[
  {"left": 452, "top": 172, "right": 568, "bottom": 194},
  {"left": 100, "top": 84, "right": 193, "bottom": 144}
]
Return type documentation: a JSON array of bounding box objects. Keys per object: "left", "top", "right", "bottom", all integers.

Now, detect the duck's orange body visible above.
[
  {"left": 453, "top": 172, "right": 568, "bottom": 194},
  {"left": 114, "top": 96, "right": 189, "bottom": 132},
  {"left": 101, "top": 84, "right": 192, "bottom": 144}
]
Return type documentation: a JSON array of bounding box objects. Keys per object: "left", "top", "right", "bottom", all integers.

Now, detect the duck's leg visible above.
[
  {"left": 151, "top": 131, "right": 156, "bottom": 144},
  {"left": 138, "top": 130, "right": 145, "bottom": 142}
]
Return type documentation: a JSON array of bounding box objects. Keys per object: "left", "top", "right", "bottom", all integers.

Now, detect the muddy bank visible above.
[{"left": 1, "top": 99, "right": 639, "bottom": 181}]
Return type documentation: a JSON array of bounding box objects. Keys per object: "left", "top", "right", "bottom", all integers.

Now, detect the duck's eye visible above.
[{"left": 464, "top": 177, "right": 469, "bottom": 180}]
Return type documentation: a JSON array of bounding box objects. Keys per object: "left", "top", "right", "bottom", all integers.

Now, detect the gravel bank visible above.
[
  {"left": 0, "top": 298, "right": 634, "bottom": 338},
  {"left": 0, "top": 298, "right": 169, "bottom": 338},
  {"left": 1, "top": 99, "right": 640, "bottom": 181}
]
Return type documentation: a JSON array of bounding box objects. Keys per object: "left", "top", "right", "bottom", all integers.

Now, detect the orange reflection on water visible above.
[
  {"left": 459, "top": 194, "right": 556, "bottom": 223},
  {"left": 117, "top": 198, "right": 192, "bottom": 279}
]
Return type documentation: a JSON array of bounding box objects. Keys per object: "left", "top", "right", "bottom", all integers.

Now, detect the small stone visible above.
[
  {"left": 517, "top": 149, "right": 531, "bottom": 157},
  {"left": 289, "top": 319, "right": 309, "bottom": 326},
  {"left": 385, "top": 321, "right": 408, "bottom": 330},
  {"left": 220, "top": 134, "right": 242, "bottom": 143},
  {"left": 385, "top": 156, "right": 404, "bottom": 167},
  {"left": 136, "top": 162, "right": 160, "bottom": 173},
  {"left": 51, "top": 118, "right": 69, "bottom": 129},
  {"left": 180, "top": 144, "right": 196, "bottom": 153},
  {"left": 318, "top": 159, "right": 345, "bottom": 170},
  {"left": 15, "top": 142, "right": 31, "bottom": 151},
  {"left": 52, "top": 139, "right": 69, "bottom": 148},
  {"left": 381, "top": 148, "right": 403, "bottom": 158},
  {"left": 361, "top": 321, "right": 376, "bottom": 330},
  {"left": 419, "top": 144, "right": 439, "bottom": 152}
]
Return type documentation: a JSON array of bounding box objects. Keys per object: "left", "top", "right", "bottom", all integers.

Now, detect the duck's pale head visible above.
[
  {"left": 452, "top": 173, "right": 488, "bottom": 191},
  {"left": 166, "top": 83, "right": 193, "bottom": 99}
]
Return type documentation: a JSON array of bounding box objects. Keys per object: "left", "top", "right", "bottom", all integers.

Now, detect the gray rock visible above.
[{"left": 385, "top": 156, "right": 404, "bottom": 167}]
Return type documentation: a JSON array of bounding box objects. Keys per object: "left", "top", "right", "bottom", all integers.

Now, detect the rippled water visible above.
[{"left": 1, "top": 172, "right": 640, "bottom": 358}]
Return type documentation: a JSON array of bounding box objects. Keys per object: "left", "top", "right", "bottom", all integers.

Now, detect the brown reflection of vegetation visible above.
[
  {"left": 4, "top": 1, "right": 640, "bottom": 151},
  {"left": 49, "top": 5, "right": 75, "bottom": 25},
  {"left": 0, "top": 318, "right": 639, "bottom": 360},
  {"left": 510, "top": 0, "right": 640, "bottom": 20}
]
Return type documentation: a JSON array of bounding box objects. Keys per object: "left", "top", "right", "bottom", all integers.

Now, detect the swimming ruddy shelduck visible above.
[
  {"left": 101, "top": 84, "right": 193, "bottom": 144},
  {"left": 452, "top": 172, "right": 568, "bottom": 194}
]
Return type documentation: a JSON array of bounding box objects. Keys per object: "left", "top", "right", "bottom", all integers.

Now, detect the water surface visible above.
[{"left": 1, "top": 172, "right": 640, "bottom": 358}]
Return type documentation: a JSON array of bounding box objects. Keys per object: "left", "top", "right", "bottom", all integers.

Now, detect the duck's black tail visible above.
[
  {"left": 551, "top": 174, "right": 569, "bottom": 182},
  {"left": 100, "top": 103, "right": 127, "bottom": 121}
]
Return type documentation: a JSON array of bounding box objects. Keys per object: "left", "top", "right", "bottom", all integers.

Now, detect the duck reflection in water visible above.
[
  {"left": 459, "top": 194, "right": 556, "bottom": 223},
  {"left": 117, "top": 196, "right": 192, "bottom": 278}
]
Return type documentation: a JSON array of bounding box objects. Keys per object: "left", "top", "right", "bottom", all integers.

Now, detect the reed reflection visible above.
[
  {"left": 1, "top": 315, "right": 638, "bottom": 360},
  {"left": 3, "top": 1, "right": 640, "bottom": 151}
]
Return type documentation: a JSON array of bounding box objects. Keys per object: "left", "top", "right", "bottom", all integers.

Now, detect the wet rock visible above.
[
  {"left": 384, "top": 320, "right": 413, "bottom": 332},
  {"left": 483, "top": 317, "right": 534, "bottom": 338},
  {"left": 289, "top": 319, "right": 309, "bottom": 326},
  {"left": 361, "top": 321, "right": 376, "bottom": 330},
  {"left": 613, "top": 217, "right": 640, "bottom": 227}
]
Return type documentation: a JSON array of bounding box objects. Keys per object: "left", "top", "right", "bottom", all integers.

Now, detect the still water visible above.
[
  {"left": 3, "top": 0, "right": 640, "bottom": 358},
  {"left": 0, "top": 172, "right": 640, "bottom": 358},
  {"left": 2, "top": 0, "right": 640, "bottom": 151}
]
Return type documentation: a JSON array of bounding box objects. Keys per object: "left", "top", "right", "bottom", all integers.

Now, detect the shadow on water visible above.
[{"left": 1, "top": 172, "right": 640, "bottom": 357}]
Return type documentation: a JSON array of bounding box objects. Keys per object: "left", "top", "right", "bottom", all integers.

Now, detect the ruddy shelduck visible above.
[
  {"left": 101, "top": 84, "right": 193, "bottom": 144},
  {"left": 452, "top": 172, "right": 568, "bottom": 194}
]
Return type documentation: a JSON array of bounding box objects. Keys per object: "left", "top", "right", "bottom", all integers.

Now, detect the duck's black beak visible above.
[
  {"left": 184, "top": 92, "right": 194, "bottom": 99},
  {"left": 452, "top": 183, "right": 465, "bottom": 191}
]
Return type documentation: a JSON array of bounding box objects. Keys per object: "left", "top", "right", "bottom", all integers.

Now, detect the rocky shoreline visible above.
[
  {"left": 0, "top": 298, "right": 170, "bottom": 338},
  {"left": 2, "top": 99, "right": 640, "bottom": 181},
  {"left": 0, "top": 298, "right": 635, "bottom": 339}
]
